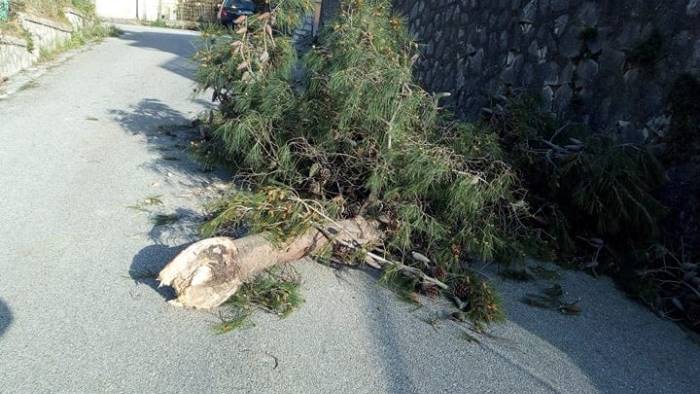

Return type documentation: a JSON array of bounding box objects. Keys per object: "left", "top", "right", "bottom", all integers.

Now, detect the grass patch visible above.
[
  {"left": 1, "top": 0, "right": 105, "bottom": 41},
  {"left": 147, "top": 19, "right": 169, "bottom": 28},
  {"left": 215, "top": 267, "right": 304, "bottom": 333},
  {"left": 105, "top": 25, "right": 123, "bottom": 37},
  {"left": 3, "top": 1, "right": 96, "bottom": 28},
  {"left": 37, "top": 23, "right": 121, "bottom": 63},
  {"left": 215, "top": 308, "right": 253, "bottom": 334},
  {"left": 0, "top": 19, "right": 24, "bottom": 38}
]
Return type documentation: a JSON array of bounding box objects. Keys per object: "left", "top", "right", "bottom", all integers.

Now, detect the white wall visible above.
[
  {"left": 95, "top": 0, "right": 178, "bottom": 21},
  {"left": 95, "top": 0, "right": 137, "bottom": 20}
]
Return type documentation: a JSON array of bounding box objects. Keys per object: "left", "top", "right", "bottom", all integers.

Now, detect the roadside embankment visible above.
[{"left": 0, "top": 7, "right": 93, "bottom": 82}]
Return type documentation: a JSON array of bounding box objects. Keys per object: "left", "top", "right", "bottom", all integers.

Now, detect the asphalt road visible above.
[{"left": 1, "top": 25, "right": 699, "bottom": 393}]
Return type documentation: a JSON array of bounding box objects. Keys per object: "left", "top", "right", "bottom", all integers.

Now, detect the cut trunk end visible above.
[{"left": 158, "top": 217, "right": 382, "bottom": 309}]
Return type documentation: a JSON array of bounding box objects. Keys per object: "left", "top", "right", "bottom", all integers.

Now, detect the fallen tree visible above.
[{"left": 161, "top": 0, "right": 516, "bottom": 325}]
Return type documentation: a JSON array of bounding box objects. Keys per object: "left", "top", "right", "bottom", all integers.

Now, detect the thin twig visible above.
[{"left": 312, "top": 223, "right": 448, "bottom": 289}]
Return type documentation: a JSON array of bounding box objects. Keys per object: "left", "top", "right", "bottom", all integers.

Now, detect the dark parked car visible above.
[{"left": 217, "top": 0, "right": 267, "bottom": 26}]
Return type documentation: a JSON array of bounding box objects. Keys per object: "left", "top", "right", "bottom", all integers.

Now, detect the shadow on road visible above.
[
  {"left": 0, "top": 298, "right": 12, "bottom": 339},
  {"left": 146, "top": 206, "right": 207, "bottom": 245},
  {"left": 116, "top": 27, "right": 201, "bottom": 81},
  {"left": 490, "top": 270, "right": 700, "bottom": 392},
  {"left": 119, "top": 27, "right": 200, "bottom": 58},
  {"left": 129, "top": 243, "right": 194, "bottom": 301},
  {"left": 113, "top": 98, "right": 230, "bottom": 299},
  {"left": 110, "top": 98, "right": 229, "bottom": 241},
  {"left": 109, "top": 98, "right": 220, "bottom": 187}
]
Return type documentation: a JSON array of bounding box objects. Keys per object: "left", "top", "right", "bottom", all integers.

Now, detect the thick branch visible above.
[{"left": 158, "top": 217, "right": 381, "bottom": 309}]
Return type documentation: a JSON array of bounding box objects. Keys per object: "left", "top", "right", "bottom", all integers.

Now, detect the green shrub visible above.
[{"left": 489, "top": 95, "right": 667, "bottom": 275}]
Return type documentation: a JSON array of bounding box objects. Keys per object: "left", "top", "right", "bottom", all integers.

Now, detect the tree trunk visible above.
[{"left": 158, "top": 217, "right": 381, "bottom": 309}]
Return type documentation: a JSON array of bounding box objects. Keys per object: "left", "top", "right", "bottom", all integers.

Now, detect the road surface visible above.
[{"left": 1, "top": 25, "right": 699, "bottom": 393}]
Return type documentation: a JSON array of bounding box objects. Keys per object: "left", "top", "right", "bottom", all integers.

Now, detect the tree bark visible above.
[{"left": 158, "top": 217, "right": 381, "bottom": 309}]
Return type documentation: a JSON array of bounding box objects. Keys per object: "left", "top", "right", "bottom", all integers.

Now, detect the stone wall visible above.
[
  {"left": 393, "top": 0, "right": 700, "bottom": 139},
  {"left": 19, "top": 12, "right": 73, "bottom": 51},
  {"left": 0, "top": 10, "right": 85, "bottom": 80},
  {"left": 0, "top": 35, "right": 33, "bottom": 78}
]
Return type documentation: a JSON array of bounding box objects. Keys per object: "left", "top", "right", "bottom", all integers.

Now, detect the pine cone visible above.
[
  {"left": 451, "top": 244, "right": 461, "bottom": 257},
  {"left": 432, "top": 266, "right": 447, "bottom": 281},
  {"left": 453, "top": 278, "right": 471, "bottom": 300},
  {"left": 422, "top": 283, "right": 440, "bottom": 298},
  {"left": 319, "top": 167, "right": 332, "bottom": 181}
]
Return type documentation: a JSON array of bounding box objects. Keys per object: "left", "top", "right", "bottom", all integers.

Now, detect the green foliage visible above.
[
  {"left": 215, "top": 267, "right": 303, "bottom": 333},
  {"left": 147, "top": 18, "right": 169, "bottom": 28},
  {"left": 233, "top": 268, "right": 303, "bottom": 318},
  {"left": 202, "top": 187, "right": 321, "bottom": 242},
  {"left": 69, "top": 0, "right": 95, "bottom": 15},
  {"left": 194, "top": 0, "right": 680, "bottom": 330},
  {"left": 379, "top": 264, "right": 421, "bottom": 303},
  {"left": 195, "top": 0, "right": 527, "bottom": 325},
  {"left": 489, "top": 95, "right": 667, "bottom": 273},
  {"left": 215, "top": 308, "right": 253, "bottom": 334},
  {"left": 10, "top": 0, "right": 95, "bottom": 20},
  {"left": 193, "top": 0, "right": 698, "bottom": 331},
  {"left": 0, "top": 0, "right": 99, "bottom": 42},
  {"left": 21, "top": 26, "right": 34, "bottom": 52},
  {"left": 449, "top": 273, "right": 504, "bottom": 328},
  {"left": 37, "top": 22, "right": 119, "bottom": 62}
]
